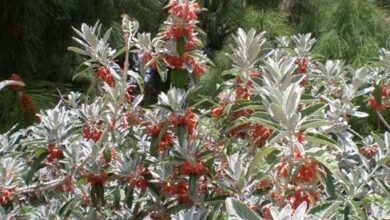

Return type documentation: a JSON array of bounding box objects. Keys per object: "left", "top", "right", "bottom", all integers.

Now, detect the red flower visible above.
[
  {"left": 360, "top": 146, "right": 378, "bottom": 158},
  {"left": 258, "top": 179, "right": 272, "bottom": 191},
  {"left": 234, "top": 80, "right": 253, "bottom": 99},
  {"left": 87, "top": 171, "right": 109, "bottom": 185},
  {"left": 367, "top": 97, "right": 388, "bottom": 112},
  {"left": 158, "top": 132, "right": 175, "bottom": 153},
  {"left": 277, "top": 160, "right": 289, "bottom": 178},
  {"left": 296, "top": 57, "right": 309, "bottom": 73},
  {"left": 251, "top": 124, "right": 272, "bottom": 148},
  {"left": 83, "top": 125, "right": 103, "bottom": 142},
  {"left": 47, "top": 144, "right": 64, "bottom": 163},
  {"left": 0, "top": 188, "right": 15, "bottom": 205},
  {"left": 180, "top": 160, "right": 207, "bottom": 177},
  {"left": 140, "top": 52, "right": 158, "bottom": 70},
  {"left": 185, "top": 39, "right": 196, "bottom": 50},
  {"left": 129, "top": 166, "right": 150, "bottom": 190},
  {"left": 295, "top": 132, "right": 305, "bottom": 144},
  {"left": 146, "top": 123, "right": 163, "bottom": 137},
  {"left": 285, "top": 187, "right": 318, "bottom": 210},
  {"left": 168, "top": 113, "right": 184, "bottom": 126},
  {"left": 184, "top": 109, "right": 197, "bottom": 137},
  {"left": 56, "top": 176, "right": 74, "bottom": 192},
  {"left": 249, "top": 70, "right": 261, "bottom": 78},
  {"left": 212, "top": 106, "right": 224, "bottom": 119},
  {"left": 294, "top": 150, "right": 303, "bottom": 160},
  {"left": 95, "top": 66, "right": 115, "bottom": 87},
  {"left": 161, "top": 180, "right": 193, "bottom": 204},
  {"left": 164, "top": 55, "right": 186, "bottom": 69},
  {"left": 162, "top": 23, "right": 194, "bottom": 40},
  {"left": 168, "top": 1, "right": 201, "bottom": 21},
  {"left": 293, "top": 159, "right": 318, "bottom": 183},
  {"left": 192, "top": 62, "right": 206, "bottom": 76}
]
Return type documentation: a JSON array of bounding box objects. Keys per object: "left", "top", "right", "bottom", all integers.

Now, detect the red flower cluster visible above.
[
  {"left": 129, "top": 166, "right": 150, "bottom": 190},
  {"left": 140, "top": 52, "right": 158, "bottom": 70},
  {"left": 83, "top": 125, "right": 103, "bottom": 142},
  {"left": 122, "top": 112, "right": 140, "bottom": 128},
  {"left": 146, "top": 123, "right": 163, "bottom": 137},
  {"left": 56, "top": 176, "right": 74, "bottom": 192},
  {"left": 368, "top": 83, "right": 389, "bottom": 111},
  {"left": 87, "top": 171, "right": 109, "bottom": 185},
  {"left": 296, "top": 57, "right": 309, "bottom": 73},
  {"left": 367, "top": 97, "right": 387, "bottom": 112},
  {"left": 168, "top": 109, "right": 197, "bottom": 139},
  {"left": 168, "top": 0, "right": 201, "bottom": 21},
  {"left": 159, "top": 132, "right": 175, "bottom": 153},
  {"left": 161, "top": 181, "right": 192, "bottom": 205},
  {"left": 285, "top": 187, "right": 318, "bottom": 209},
  {"left": 0, "top": 188, "right": 15, "bottom": 205},
  {"left": 47, "top": 143, "right": 64, "bottom": 163},
  {"left": 145, "top": 122, "right": 176, "bottom": 154},
  {"left": 277, "top": 156, "right": 319, "bottom": 184},
  {"left": 191, "top": 61, "right": 206, "bottom": 76},
  {"left": 164, "top": 54, "right": 187, "bottom": 69},
  {"left": 360, "top": 146, "right": 378, "bottom": 158},
  {"left": 163, "top": 23, "right": 193, "bottom": 40},
  {"left": 293, "top": 159, "right": 319, "bottom": 183},
  {"left": 234, "top": 79, "right": 253, "bottom": 100},
  {"left": 258, "top": 178, "right": 272, "bottom": 191},
  {"left": 95, "top": 66, "right": 115, "bottom": 87},
  {"left": 179, "top": 160, "right": 208, "bottom": 177},
  {"left": 159, "top": 1, "right": 207, "bottom": 76},
  {"left": 212, "top": 106, "right": 224, "bottom": 119},
  {"left": 295, "top": 132, "right": 305, "bottom": 144},
  {"left": 251, "top": 124, "right": 273, "bottom": 148},
  {"left": 277, "top": 160, "right": 289, "bottom": 178}
]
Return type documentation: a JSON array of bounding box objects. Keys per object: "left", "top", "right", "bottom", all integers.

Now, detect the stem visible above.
[
  {"left": 355, "top": 165, "right": 380, "bottom": 195},
  {"left": 347, "top": 128, "right": 364, "bottom": 140},
  {"left": 95, "top": 20, "right": 133, "bottom": 146},
  {"left": 131, "top": 188, "right": 146, "bottom": 220},
  {"left": 376, "top": 111, "right": 390, "bottom": 132},
  {"left": 16, "top": 158, "right": 89, "bottom": 193}
]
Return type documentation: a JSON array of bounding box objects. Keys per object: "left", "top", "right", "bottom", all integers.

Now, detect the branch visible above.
[{"left": 377, "top": 111, "right": 390, "bottom": 132}]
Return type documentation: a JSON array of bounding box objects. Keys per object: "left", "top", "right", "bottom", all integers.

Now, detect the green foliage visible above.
[
  {"left": 0, "top": 82, "right": 70, "bottom": 133},
  {"left": 0, "top": 0, "right": 165, "bottom": 82},
  {"left": 311, "top": 0, "right": 390, "bottom": 65}
]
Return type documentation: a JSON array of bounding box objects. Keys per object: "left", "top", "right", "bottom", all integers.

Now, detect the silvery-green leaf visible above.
[{"left": 225, "top": 198, "right": 261, "bottom": 220}]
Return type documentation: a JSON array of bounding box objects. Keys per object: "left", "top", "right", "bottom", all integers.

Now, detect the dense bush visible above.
[{"left": 1, "top": 1, "right": 390, "bottom": 219}]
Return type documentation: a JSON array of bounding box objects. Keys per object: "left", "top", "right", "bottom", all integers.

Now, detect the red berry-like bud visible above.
[
  {"left": 95, "top": 67, "right": 115, "bottom": 87},
  {"left": 212, "top": 106, "right": 224, "bottom": 119},
  {"left": 293, "top": 158, "right": 318, "bottom": 183},
  {"left": 360, "top": 146, "right": 378, "bottom": 158},
  {"left": 277, "top": 160, "right": 289, "bottom": 178}
]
